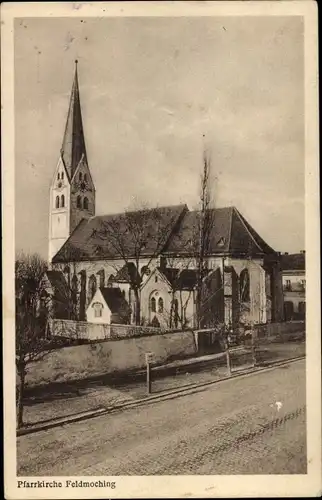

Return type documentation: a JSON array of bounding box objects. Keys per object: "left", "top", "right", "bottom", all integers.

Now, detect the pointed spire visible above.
[{"left": 61, "top": 60, "right": 87, "bottom": 179}]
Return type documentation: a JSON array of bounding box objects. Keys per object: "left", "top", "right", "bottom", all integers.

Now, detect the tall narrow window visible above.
[
  {"left": 61, "top": 194, "right": 65, "bottom": 208},
  {"left": 79, "top": 172, "right": 83, "bottom": 181},
  {"left": 61, "top": 172, "right": 64, "bottom": 180},
  {"left": 77, "top": 195, "right": 82, "bottom": 208},
  {"left": 158, "top": 297, "right": 164, "bottom": 313},
  {"left": 88, "top": 275, "right": 97, "bottom": 301},
  {"left": 84, "top": 173, "right": 87, "bottom": 182},
  {"left": 57, "top": 173, "right": 60, "bottom": 180},
  {"left": 240, "top": 269, "right": 250, "bottom": 302},
  {"left": 71, "top": 274, "right": 78, "bottom": 318},
  {"left": 55, "top": 196, "right": 60, "bottom": 208},
  {"left": 83, "top": 197, "right": 89, "bottom": 210},
  {"left": 151, "top": 297, "right": 156, "bottom": 313},
  {"left": 173, "top": 299, "right": 179, "bottom": 328}
]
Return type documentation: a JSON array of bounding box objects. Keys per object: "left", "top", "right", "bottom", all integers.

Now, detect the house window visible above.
[
  {"left": 77, "top": 195, "right": 82, "bottom": 208},
  {"left": 155, "top": 276, "right": 158, "bottom": 283},
  {"left": 285, "top": 279, "right": 292, "bottom": 291},
  {"left": 151, "top": 297, "right": 156, "bottom": 313},
  {"left": 61, "top": 172, "right": 64, "bottom": 180},
  {"left": 55, "top": 195, "right": 60, "bottom": 208},
  {"left": 300, "top": 279, "right": 306, "bottom": 290},
  {"left": 61, "top": 194, "right": 65, "bottom": 208},
  {"left": 57, "top": 173, "right": 60, "bottom": 180},
  {"left": 84, "top": 173, "right": 87, "bottom": 182},
  {"left": 240, "top": 269, "right": 250, "bottom": 302},
  {"left": 93, "top": 302, "right": 103, "bottom": 318},
  {"left": 298, "top": 301, "right": 306, "bottom": 317},
  {"left": 79, "top": 172, "right": 83, "bottom": 181},
  {"left": 83, "top": 197, "right": 89, "bottom": 210},
  {"left": 158, "top": 297, "right": 164, "bottom": 313}
]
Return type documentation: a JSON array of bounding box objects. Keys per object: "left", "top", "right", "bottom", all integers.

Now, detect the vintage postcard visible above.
[{"left": 2, "top": 1, "right": 321, "bottom": 498}]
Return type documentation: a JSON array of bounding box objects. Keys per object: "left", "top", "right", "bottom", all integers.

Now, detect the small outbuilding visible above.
[{"left": 86, "top": 287, "right": 131, "bottom": 324}]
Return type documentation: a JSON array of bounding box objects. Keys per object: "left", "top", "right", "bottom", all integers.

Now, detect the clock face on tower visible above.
[{"left": 73, "top": 178, "right": 91, "bottom": 194}]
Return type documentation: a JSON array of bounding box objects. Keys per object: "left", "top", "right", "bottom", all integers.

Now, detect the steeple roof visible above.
[{"left": 61, "top": 60, "right": 87, "bottom": 180}]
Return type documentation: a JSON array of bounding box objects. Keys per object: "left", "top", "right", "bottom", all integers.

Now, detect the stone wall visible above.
[
  {"left": 25, "top": 329, "right": 197, "bottom": 387},
  {"left": 49, "top": 318, "right": 162, "bottom": 341}
]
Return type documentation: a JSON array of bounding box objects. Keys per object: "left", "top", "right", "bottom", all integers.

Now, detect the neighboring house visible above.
[
  {"left": 46, "top": 61, "right": 284, "bottom": 329},
  {"left": 86, "top": 287, "right": 131, "bottom": 324},
  {"left": 281, "top": 252, "right": 306, "bottom": 321}
]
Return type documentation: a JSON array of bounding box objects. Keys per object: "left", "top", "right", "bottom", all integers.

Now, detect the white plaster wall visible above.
[{"left": 86, "top": 289, "right": 111, "bottom": 324}]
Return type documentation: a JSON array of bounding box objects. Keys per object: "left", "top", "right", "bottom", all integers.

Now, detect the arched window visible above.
[
  {"left": 151, "top": 297, "right": 156, "bottom": 313},
  {"left": 88, "top": 275, "right": 97, "bottom": 301},
  {"left": 61, "top": 172, "right": 64, "bottom": 180},
  {"left": 77, "top": 195, "right": 82, "bottom": 208},
  {"left": 83, "top": 197, "right": 89, "bottom": 210},
  {"left": 84, "top": 173, "right": 87, "bottom": 182},
  {"left": 173, "top": 299, "right": 179, "bottom": 328},
  {"left": 79, "top": 172, "right": 82, "bottom": 181},
  {"left": 240, "top": 269, "right": 250, "bottom": 302},
  {"left": 158, "top": 297, "right": 164, "bottom": 313},
  {"left": 71, "top": 274, "right": 78, "bottom": 315},
  {"left": 57, "top": 173, "right": 60, "bottom": 180},
  {"left": 55, "top": 195, "right": 60, "bottom": 208},
  {"left": 61, "top": 194, "right": 65, "bottom": 208},
  {"left": 97, "top": 269, "right": 105, "bottom": 288}
]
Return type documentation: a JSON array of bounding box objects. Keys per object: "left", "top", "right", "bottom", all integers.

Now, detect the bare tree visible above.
[
  {"left": 92, "top": 203, "right": 182, "bottom": 325},
  {"left": 15, "top": 251, "right": 51, "bottom": 428},
  {"left": 52, "top": 247, "right": 85, "bottom": 321},
  {"left": 195, "top": 149, "right": 215, "bottom": 328}
]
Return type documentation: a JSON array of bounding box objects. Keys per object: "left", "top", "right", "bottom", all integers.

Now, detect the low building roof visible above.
[
  {"left": 280, "top": 253, "right": 305, "bottom": 271},
  {"left": 161, "top": 267, "right": 198, "bottom": 291},
  {"left": 98, "top": 287, "right": 130, "bottom": 314}
]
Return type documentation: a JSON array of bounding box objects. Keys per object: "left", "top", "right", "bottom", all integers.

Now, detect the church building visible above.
[{"left": 47, "top": 61, "right": 284, "bottom": 330}]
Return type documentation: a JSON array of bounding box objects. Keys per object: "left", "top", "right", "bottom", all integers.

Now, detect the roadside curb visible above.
[{"left": 17, "top": 355, "right": 305, "bottom": 437}]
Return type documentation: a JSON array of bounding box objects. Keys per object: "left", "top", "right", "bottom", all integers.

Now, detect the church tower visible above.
[{"left": 48, "top": 60, "right": 95, "bottom": 262}]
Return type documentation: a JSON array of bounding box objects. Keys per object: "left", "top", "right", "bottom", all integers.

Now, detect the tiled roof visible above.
[
  {"left": 52, "top": 204, "right": 276, "bottom": 263},
  {"left": 280, "top": 253, "right": 305, "bottom": 271},
  {"left": 99, "top": 287, "right": 130, "bottom": 314},
  {"left": 164, "top": 206, "right": 275, "bottom": 257},
  {"left": 52, "top": 204, "right": 187, "bottom": 263}
]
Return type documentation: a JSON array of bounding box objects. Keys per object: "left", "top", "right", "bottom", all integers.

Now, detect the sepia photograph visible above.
[{"left": 2, "top": 1, "right": 320, "bottom": 498}]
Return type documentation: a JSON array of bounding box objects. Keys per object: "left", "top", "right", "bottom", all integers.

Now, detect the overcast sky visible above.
[{"left": 15, "top": 16, "right": 304, "bottom": 258}]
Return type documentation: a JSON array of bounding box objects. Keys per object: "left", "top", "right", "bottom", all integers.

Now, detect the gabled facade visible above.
[{"left": 86, "top": 287, "right": 131, "bottom": 325}]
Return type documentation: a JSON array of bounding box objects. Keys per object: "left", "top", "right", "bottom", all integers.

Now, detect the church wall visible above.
[{"left": 52, "top": 257, "right": 161, "bottom": 321}]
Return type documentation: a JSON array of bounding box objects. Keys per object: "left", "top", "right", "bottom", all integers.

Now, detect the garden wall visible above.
[
  {"left": 254, "top": 321, "right": 305, "bottom": 338},
  {"left": 25, "top": 329, "right": 197, "bottom": 387}
]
